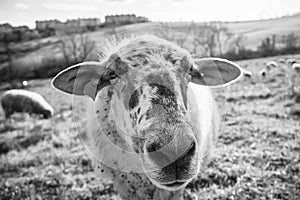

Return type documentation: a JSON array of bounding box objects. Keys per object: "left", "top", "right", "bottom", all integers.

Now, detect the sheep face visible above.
[
  {"left": 52, "top": 35, "right": 242, "bottom": 191},
  {"left": 108, "top": 57, "right": 199, "bottom": 190}
]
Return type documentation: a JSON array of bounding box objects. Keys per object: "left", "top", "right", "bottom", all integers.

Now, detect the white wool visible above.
[
  {"left": 266, "top": 61, "right": 277, "bottom": 67},
  {"left": 2, "top": 89, "right": 54, "bottom": 114},
  {"left": 260, "top": 69, "right": 267, "bottom": 76},
  {"left": 83, "top": 83, "right": 219, "bottom": 200},
  {"left": 187, "top": 83, "right": 219, "bottom": 162},
  {"left": 95, "top": 34, "right": 190, "bottom": 62},
  {"left": 68, "top": 35, "right": 224, "bottom": 199},
  {"left": 243, "top": 69, "right": 252, "bottom": 77},
  {"left": 292, "top": 63, "right": 300, "bottom": 73},
  {"left": 287, "top": 58, "right": 297, "bottom": 65},
  {"left": 84, "top": 87, "right": 143, "bottom": 173}
]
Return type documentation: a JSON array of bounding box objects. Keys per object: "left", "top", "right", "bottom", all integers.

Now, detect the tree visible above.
[
  {"left": 209, "top": 22, "right": 234, "bottom": 56},
  {"left": 283, "top": 33, "right": 298, "bottom": 50},
  {"left": 187, "top": 22, "right": 212, "bottom": 56},
  {"left": 228, "top": 34, "right": 246, "bottom": 54},
  {"left": 57, "top": 30, "right": 95, "bottom": 66},
  {"left": 0, "top": 33, "right": 14, "bottom": 83},
  {"left": 187, "top": 21, "right": 233, "bottom": 56},
  {"left": 258, "top": 35, "right": 276, "bottom": 56}
]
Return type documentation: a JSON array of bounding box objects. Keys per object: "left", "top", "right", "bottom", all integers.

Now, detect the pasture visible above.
[{"left": 0, "top": 54, "right": 300, "bottom": 199}]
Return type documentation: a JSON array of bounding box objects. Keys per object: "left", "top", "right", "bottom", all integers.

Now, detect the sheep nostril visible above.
[
  {"left": 145, "top": 142, "right": 171, "bottom": 166},
  {"left": 146, "top": 142, "right": 160, "bottom": 153},
  {"left": 176, "top": 141, "right": 196, "bottom": 161},
  {"left": 187, "top": 141, "right": 196, "bottom": 156}
]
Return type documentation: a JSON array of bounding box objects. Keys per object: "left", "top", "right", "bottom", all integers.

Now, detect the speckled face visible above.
[
  {"left": 52, "top": 34, "right": 240, "bottom": 195},
  {"left": 109, "top": 54, "right": 200, "bottom": 191}
]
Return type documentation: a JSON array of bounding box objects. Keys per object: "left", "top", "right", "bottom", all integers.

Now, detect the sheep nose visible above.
[
  {"left": 145, "top": 142, "right": 172, "bottom": 167},
  {"left": 145, "top": 133, "right": 195, "bottom": 167}
]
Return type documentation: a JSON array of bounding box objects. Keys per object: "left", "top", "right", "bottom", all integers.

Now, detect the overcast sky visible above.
[{"left": 1, "top": 0, "right": 300, "bottom": 28}]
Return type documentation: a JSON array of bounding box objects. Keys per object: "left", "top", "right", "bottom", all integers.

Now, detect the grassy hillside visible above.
[
  {"left": 155, "top": 14, "right": 300, "bottom": 49},
  {"left": 1, "top": 14, "right": 300, "bottom": 83},
  {"left": 88, "top": 14, "right": 300, "bottom": 50},
  {"left": 227, "top": 14, "right": 300, "bottom": 49},
  {"left": 0, "top": 54, "right": 300, "bottom": 199}
]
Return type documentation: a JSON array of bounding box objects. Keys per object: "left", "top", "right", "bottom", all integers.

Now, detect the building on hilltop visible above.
[
  {"left": 78, "top": 18, "right": 101, "bottom": 28},
  {"left": 105, "top": 14, "right": 149, "bottom": 25},
  {"left": 0, "top": 14, "right": 148, "bottom": 41},
  {"left": 0, "top": 23, "right": 39, "bottom": 42},
  {"left": 35, "top": 19, "right": 63, "bottom": 31},
  {"left": 35, "top": 18, "right": 101, "bottom": 35},
  {"left": 0, "top": 23, "right": 13, "bottom": 34}
]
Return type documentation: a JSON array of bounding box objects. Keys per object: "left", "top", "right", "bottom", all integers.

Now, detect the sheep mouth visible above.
[{"left": 161, "top": 181, "right": 186, "bottom": 188}]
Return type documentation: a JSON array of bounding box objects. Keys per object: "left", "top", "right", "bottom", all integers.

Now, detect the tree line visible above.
[{"left": 1, "top": 22, "right": 300, "bottom": 85}]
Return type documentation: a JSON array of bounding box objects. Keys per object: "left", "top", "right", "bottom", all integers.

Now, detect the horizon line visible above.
[{"left": 1, "top": 11, "right": 300, "bottom": 29}]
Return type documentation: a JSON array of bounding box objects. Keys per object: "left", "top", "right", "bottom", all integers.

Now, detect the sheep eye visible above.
[{"left": 109, "top": 72, "right": 118, "bottom": 79}]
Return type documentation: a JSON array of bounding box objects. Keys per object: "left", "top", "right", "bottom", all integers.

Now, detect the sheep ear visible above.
[
  {"left": 51, "top": 61, "right": 111, "bottom": 100},
  {"left": 191, "top": 57, "right": 243, "bottom": 88}
]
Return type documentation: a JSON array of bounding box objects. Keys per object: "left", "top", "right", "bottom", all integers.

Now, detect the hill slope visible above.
[{"left": 1, "top": 14, "right": 300, "bottom": 81}]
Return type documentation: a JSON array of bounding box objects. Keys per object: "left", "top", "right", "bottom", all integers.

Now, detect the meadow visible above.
[{"left": 0, "top": 53, "right": 299, "bottom": 199}]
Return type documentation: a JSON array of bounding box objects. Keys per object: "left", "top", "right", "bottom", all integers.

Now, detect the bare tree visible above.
[
  {"left": 57, "top": 30, "right": 95, "bottom": 66},
  {"left": 188, "top": 22, "right": 234, "bottom": 56},
  {"left": 209, "top": 22, "right": 233, "bottom": 56},
  {"left": 0, "top": 33, "right": 14, "bottom": 84},
  {"left": 258, "top": 36, "right": 277, "bottom": 56},
  {"left": 283, "top": 33, "right": 299, "bottom": 50},
  {"left": 228, "top": 34, "right": 246, "bottom": 54},
  {"left": 188, "top": 22, "right": 216, "bottom": 56}
]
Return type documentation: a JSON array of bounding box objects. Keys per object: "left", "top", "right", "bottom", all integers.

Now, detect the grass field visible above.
[{"left": 0, "top": 53, "right": 300, "bottom": 199}]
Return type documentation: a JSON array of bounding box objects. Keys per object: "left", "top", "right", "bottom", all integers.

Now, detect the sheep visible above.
[
  {"left": 288, "top": 63, "right": 300, "bottom": 96},
  {"left": 243, "top": 69, "right": 252, "bottom": 79},
  {"left": 51, "top": 35, "right": 242, "bottom": 200},
  {"left": 278, "top": 58, "right": 286, "bottom": 64},
  {"left": 260, "top": 69, "right": 267, "bottom": 78},
  {"left": 1, "top": 89, "right": 54, "bottom": 119},
  {"left": 286, "top": 58, "right": 297, "bottom": 66},
  {"left": 292, "top": 63, "right": 300, "bottom": 73},
  {"left": 265, "top": 61, "right": 277, "bottom": 71}
]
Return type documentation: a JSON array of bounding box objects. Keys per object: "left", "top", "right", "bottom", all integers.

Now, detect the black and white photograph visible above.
[{"left": 0, "top": 0, "right": 300, "bottom": 199}]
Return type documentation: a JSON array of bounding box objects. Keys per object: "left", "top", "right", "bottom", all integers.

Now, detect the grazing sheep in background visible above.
[
  {"left": 289, "top": 63, "right": 300, "bottom": 95},
  {"left": 265, "top": 61, "right": 277, "bottom": 70},
  {"left": 287, "top": 58, "right": 297, "bottom": 66},
  {"left": 260, "top": 69, "right": 267, "bottom": 78},
  {"left": 278, "top": 58, "right": 286, "bottom": 64},
  {"left": 1, "top": 89, "right": 54, "bottom": 119},
  {"left": 243, "top": 69, "right": 252, "bottom": 79},
  {"left": 292, "top": 63, "right": 300, "bottom": 73},
  {"left": 52, "top": 35, "right": 242, "bottom": 200}
]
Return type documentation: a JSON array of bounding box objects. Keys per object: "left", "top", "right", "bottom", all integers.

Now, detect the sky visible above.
[{"left": 0, "top": 0, "right": 300, "bottom": 28}]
